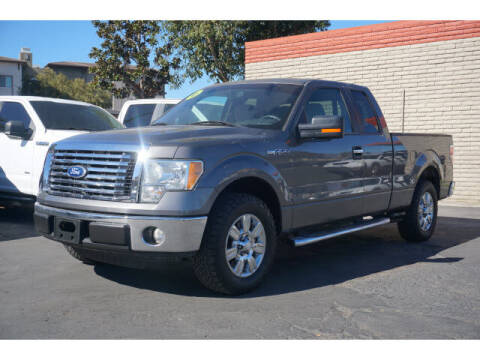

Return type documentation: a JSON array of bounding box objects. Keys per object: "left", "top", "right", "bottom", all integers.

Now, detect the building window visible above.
[{"left": 0, "top": 75, "right": 13, "bottom": 89}]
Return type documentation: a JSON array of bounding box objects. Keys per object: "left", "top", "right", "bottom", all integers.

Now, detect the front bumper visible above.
[{"left": 34, "top": 203, "right": 207, "bottom": 253}]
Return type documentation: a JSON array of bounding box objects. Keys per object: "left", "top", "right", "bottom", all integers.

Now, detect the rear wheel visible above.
[
  {"left": 193, "top": 192, "right": 277, "bottom": 295},
  {"left": 63, "top": 244, "right": 96, "bottom": 265},
  {"left": 398, "top": 180, "right": 438, "bottom": 242}
]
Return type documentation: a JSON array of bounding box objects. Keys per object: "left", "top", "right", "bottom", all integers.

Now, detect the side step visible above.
[{"left": 292, "top": 217, "right": 391, "bottom": 247}]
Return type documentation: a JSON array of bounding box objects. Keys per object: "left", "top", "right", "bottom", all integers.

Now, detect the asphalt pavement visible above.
[{"left": 0, "top": 203, "right": 479, "bottom": 339}]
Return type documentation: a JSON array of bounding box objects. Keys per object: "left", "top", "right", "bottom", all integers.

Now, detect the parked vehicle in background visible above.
[
  {"left": 34, "top": 79, "right": 454, "bottom": 294},
  {"left": 118, "top": 98, "right": 180, "bottom": 128},
  {"left": 0, "top": 96, "right": 123, "bottom": 204}
]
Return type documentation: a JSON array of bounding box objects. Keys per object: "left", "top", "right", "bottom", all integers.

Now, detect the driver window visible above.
[
  {"left": 0, "top": 101, "right": 32, "bottom": 132},
  {"left": 300, "top": 88, "right": 352, "bottom": 133}
]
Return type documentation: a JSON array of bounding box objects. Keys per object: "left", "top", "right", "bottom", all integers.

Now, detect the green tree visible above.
[
  {"left": 21, "top": 68, "right": 112, "bottom": 108},
  {"left": 163, "top": 20, "right": 330, "bottom": 83},
  {"left": 89, "top": 20, "right": 181, "bottom": 99}
]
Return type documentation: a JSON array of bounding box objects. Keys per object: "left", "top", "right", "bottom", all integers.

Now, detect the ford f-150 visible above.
[{"left": 33, "top": 79, "right": 454, "bottom": 294}]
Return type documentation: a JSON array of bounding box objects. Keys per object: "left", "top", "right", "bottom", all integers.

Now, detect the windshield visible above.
[
  {"left": 123, "top": 102, "right": 177, "bottom": 128},
  {"left": 152, "top": 84, "right": 303, "bottom": 129},
  {"left": 31, "top": 101, "right": 123, "bottom": 131}
]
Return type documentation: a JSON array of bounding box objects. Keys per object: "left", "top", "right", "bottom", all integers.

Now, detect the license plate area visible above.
[{"left": 54, "top": 217, "right": 83, "bottom": 244}]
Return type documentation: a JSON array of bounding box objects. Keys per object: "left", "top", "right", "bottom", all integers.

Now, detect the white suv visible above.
[
  {"left": 118, "top": 98, "right": 180, "bottom": 128},
  {"left": 0, "top": 96, "right": 123, "bottom": 203}
]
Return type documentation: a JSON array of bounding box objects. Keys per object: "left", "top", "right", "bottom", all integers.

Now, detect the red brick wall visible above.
[{"left": 245, "top": 21, "right": 480, "bottom": 64}]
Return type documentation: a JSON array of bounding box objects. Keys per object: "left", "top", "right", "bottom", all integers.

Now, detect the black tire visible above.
[
  {"left": 193, "top": 192, "right": 277, "bottom": 295},
  {"left": 63, "top": 244, "right": 96, "bottom": 265},
  {"left": 397, "top": 180, "right": 438, "bottom": 242}
]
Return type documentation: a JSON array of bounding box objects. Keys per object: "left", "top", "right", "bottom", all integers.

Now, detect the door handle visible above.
[{"left": 352, "top": 146, "right": 364, "bottom": 158}]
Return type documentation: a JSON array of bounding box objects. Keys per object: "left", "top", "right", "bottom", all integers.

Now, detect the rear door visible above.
[
  {"left": 347, "top": 89, "right": 393, "bottom": 214},
  {"left": 285, "top": 85, "right": 367, "bottom": 228},
  {"left": 0, "top": 101, "right": 35, "bottom": 195}
]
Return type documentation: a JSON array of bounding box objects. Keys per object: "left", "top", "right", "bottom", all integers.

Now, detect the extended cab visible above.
[
  {"left": 33, "top": 80, "right": 454, "bottom": 294},
  {"left": 0, "top": 96, "right": 123, "bottom": 204}
]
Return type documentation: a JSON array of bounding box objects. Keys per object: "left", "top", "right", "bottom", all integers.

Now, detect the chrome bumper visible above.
[{"left": 34, "top": 203, "right": 207, "bottom": 253}]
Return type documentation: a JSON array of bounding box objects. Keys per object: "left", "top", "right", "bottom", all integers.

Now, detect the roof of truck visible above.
[
  {"left": 122, "top": 98, "right": 181, "bottom": 106},
  {"left": 206, "top": 78, "right": 365, "bottom": 89},
  {"left": 0, "top": 96, "right": 95, "bottom": 106}
]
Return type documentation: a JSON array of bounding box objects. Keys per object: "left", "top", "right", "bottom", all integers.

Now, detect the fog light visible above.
[{"left": 143, "top": 227, "right": 165, "bottom": 246}]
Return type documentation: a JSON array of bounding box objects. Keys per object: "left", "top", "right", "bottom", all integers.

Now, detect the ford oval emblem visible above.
[{"left": 67, "top": 165, "right": 87, "bottom": 179}]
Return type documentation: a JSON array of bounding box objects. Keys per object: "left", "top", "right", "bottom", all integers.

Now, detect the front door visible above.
[{"left": 283, "top": 86, "right": 366, "bottom": 229}]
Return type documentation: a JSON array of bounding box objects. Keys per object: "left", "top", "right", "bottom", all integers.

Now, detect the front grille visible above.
[{"left": 47, "top": 150, "right": 137, "bottom": 201}]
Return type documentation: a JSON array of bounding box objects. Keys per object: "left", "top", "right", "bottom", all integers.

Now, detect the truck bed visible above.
[{"left": 391, "top": 132, "right": 453, "bottom": 200}]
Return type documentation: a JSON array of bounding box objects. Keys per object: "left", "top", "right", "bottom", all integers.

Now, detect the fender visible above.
[
  {"left": 411, "top": 149, "right": 445, "bottom": 186},
  {"left": 197, "top": 153, "right": 290, "bottom": 216},
  {"left": 390, "top": 148, "right": 445, "bottom": 210}
]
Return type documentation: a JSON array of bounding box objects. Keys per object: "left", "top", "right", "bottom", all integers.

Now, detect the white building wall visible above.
[
  {"left": 0, "top": 62, "right": 23, "bottom": 96},
  {"left": 245, "top": 37, "right": 480, "bottom": 205}
]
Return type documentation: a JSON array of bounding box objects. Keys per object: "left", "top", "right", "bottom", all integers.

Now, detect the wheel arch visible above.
[
  {"left": 417, "top": 165, "right": 441, "bottom": 197},
  {"left": 210, "top": 176, "right": 284, "bottom": 235}
]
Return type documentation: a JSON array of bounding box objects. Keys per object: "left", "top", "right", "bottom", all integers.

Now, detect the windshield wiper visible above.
[
  {"left": 191, "top": 121, "right": 237, "bottom": 127},
  {"left": 151, "top": 122, "right": 168, "bottom": 126}
]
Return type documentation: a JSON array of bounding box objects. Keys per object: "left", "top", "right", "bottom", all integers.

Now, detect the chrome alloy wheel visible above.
[
  {"left": 418, "top": 191, "right": 434, "bottom": 232},
  {"left": 225, "top": 214, "right": 266, "bottom": 278}
]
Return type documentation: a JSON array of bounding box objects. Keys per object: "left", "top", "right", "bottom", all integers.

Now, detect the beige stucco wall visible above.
[
  {"left": 0, "top": 62, "right": 22, "bottom": 96},
  {"left": 245, "top": 36, "right": 480, "bottom": 205}
]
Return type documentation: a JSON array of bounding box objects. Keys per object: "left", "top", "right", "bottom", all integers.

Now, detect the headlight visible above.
[
  {"left": 39, "top": 145, "right": 55, "bottom": 193},
  {"left": 139, "top": 159, "right": 203, "bottom": 203}
]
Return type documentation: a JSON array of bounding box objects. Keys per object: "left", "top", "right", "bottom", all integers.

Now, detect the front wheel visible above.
[
  {"left": 398, "top": 180, "right": 438, "bottom": 242},
  {"left": 193, "top": 193, "right": 277, "bottom": 295}
]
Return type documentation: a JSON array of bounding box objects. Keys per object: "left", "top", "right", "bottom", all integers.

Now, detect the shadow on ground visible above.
[
  {"left": 2, "top": 203, "right": 478, "bottom": 297},
  {"left": 0, "top": 204, "right": 36, "bottom": 241},
  {"left": 92, "top": 215, "right": 480, "bottom": 298}
]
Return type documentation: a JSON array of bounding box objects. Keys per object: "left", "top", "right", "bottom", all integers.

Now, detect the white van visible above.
[
  {"left": 0, "top": 96, "right": 123, "bottom": 203},
  {"left": 118, "top": 98, "right": 180, "bottom": 128}
]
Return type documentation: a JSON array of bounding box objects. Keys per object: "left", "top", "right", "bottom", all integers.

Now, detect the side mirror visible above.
[
  {"left": 5, "top": 120, "right": 31, "bottom": 140},
  {"left": 298, "top": 115, "right": 343, "bottom": 139}
]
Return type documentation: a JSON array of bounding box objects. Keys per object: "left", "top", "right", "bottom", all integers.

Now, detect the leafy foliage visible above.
[
  {"left": 89, "top": 20, "right": 181, "bottom": 99},
  {"left": 21, "top": 68, "right": 112, "bottom": 108},
  {"left": 163, "top": 21, "right": 330, "bottom": 83}
]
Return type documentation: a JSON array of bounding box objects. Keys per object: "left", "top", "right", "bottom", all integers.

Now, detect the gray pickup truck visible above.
[{"left": 34, "top": 79, "right": 454, "bottom": 294}]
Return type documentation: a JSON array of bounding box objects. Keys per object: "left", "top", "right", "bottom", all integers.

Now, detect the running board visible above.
[{"left": 292, "top": 218, "right": 391, "bottom": 247}]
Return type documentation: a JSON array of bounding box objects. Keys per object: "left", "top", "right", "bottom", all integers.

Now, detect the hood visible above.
[
  {"left": 44, "top": 129, "right": 89, "bottom": 144},
  {"left": 53, "top": 125, "right": 271, "bottom": 158}
]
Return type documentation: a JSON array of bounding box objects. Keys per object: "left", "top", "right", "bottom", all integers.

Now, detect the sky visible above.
[{"left": 0, "top": 20, "right": 391, "bottom": 99}]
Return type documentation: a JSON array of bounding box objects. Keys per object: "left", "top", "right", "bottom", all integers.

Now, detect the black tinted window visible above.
[
  {"left": 124, "top": 103, "right": 178, "bottom": 128},
  {"left": 124, "top": 104, "right": 156, "bottom": 128},
  {"left": 0, "top": 102, "right": 32, "bottom": 131},
  {"left": 351, "top": 90, "right": 380, "bottom": 133},
  {"left": 163, "top": 103, "right": 176, "bottom": 113},
  {"left": 31, "top": 101, "right": 123, "bottom": 131},
  {"left": 301, "top": 88, "right": 352, "bottom": 133},
  {"left": 154, "top": 84, "right": 302, "bottom": 129}
]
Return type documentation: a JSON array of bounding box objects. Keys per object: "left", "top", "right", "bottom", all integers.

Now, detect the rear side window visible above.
[
  {"left": 351, "top": 90, "right": 380, "bottom": 133},
  {"left": 0, "top": 101, "right": 32, "bottom": 131},
  {"left": 125, "top": 103, "right": 178, "bottom": 127},
  {"left": 124, "top": 104, "right": 156, "bottom": 128}
]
